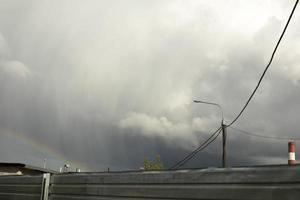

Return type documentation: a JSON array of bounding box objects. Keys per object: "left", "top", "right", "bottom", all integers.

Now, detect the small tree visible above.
[{"left": 143, "top": 155, "right": 164, "bottom": 171}]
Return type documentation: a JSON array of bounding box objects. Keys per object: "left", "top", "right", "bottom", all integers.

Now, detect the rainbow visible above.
[{"left": 0, "top": 127, "right": 89, "bottom": 171}]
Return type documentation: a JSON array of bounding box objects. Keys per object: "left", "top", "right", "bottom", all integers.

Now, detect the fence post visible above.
[{"left": 41, "top": 173, "right": 50, "bottom": 200}]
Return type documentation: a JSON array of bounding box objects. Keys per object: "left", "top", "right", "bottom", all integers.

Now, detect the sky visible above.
[{"left": 0, "top": 0, "right": 299, "bottom": 171}]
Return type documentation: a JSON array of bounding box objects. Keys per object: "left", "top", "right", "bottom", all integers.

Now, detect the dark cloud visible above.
[{"left": 0, "top": 0, "right": 299, "bottom": 171}]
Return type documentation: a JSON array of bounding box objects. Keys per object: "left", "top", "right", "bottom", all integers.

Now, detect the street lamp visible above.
[
  {"left": 193, "top": 100, "right": 227, "bottom": 168},
  {"left": 193, "top": 100, "right": 224, "bottom": 124}
]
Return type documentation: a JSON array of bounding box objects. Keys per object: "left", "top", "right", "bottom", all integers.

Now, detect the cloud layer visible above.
[{"left": 0, "top": 0, "right": 299, "bottom": 171}]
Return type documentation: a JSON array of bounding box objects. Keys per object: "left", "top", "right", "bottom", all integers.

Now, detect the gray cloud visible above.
[
  {"left": 0, "top": 0, "right": 299, "bottom": 171},
  {"left": 0, "top": 60, "right": 31, "bottom": 79}
]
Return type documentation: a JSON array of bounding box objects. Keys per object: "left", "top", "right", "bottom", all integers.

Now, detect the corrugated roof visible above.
[{"left": 0, "top": 162, "right": 58, "bottom": 174}]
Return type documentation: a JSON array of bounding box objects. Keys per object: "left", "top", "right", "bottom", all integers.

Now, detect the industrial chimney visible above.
[{"left": 288, "top": 141, "right": 296, "bottom": 166}]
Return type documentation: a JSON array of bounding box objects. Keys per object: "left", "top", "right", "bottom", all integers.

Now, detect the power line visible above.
[
  {"left": 170, "top": 0, "right": 299, "bottom": 170},
  {"left": 169, "top": 126, "right": 222, "bottom": 170},
  {"left": 169, "top": 127, "right": 221, "bottom": 169},
  {"left": 170, "top": 128, "right": 221, "bottom": 169},
  {"left": 227, "top": 0, "right": 299, "bottom": 127},
  {"left": 229, "top": 126, "right": 300, "bottom": 141}
]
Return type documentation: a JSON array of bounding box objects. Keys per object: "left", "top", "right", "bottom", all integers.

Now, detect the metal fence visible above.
[
  {"left": 49, "top": 165, "right": 300, "bottom": 200},
  {"left": 1, "top": 165, "right": 300, "bottom": 200},
  {"left": 0, "top": 175, "right": 44, "bottom": 200}
]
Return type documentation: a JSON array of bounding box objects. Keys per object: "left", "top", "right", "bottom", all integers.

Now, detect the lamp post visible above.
[{"left": 193, "top": 100, "right": 227, "bottom": 168}]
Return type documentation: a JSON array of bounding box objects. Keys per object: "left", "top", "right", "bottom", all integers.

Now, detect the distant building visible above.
[{"left": 0, "top": 162, "right": 58, "bottom": 176}]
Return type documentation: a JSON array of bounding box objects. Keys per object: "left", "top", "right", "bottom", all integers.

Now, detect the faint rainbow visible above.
[{"left": 0, "top": 127, "right": 89, "bottom": 171}]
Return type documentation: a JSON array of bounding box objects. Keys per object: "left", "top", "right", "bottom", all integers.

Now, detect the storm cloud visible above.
[{"left": 0, "top": 0, "right": 299, "bottom": 171}]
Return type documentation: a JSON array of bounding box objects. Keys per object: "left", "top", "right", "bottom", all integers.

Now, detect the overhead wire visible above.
[
  {"left": 169, "top": 0, "right": 299, "bottom": 170},
  {"left": 227, "top": 0, "right": 299, "bottom": 127},
  {"left": 169, "top": 127, "right": 222, "bottom": 169},
  {"left": 229, "top": 126, "right": 300, "bottom": 141},
  {"left": 169, "top": 126, "right": 222, "bottom": 169}
]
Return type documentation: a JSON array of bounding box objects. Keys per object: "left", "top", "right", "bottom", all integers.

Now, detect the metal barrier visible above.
[
  {"left": 49, "top": 165, "right": 300, "bottom": 200},
  {"left": 0, "top": 175, "right": 44, "bottom": 200},
  {"left": 1, "top": 165, "right": 300, "bottom": 200}
]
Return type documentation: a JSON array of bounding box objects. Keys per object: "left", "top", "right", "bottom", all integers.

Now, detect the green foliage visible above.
[{"left": 143, "top": 155, "right": 164, "bottom": 171}]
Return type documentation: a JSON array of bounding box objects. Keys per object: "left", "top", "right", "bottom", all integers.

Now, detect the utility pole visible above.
[
  {"left": 193, "top": 100, "right": 227, "bottom": 168},
  {"left": 222, "top": 123, "right": 227, "bottom": 168}
]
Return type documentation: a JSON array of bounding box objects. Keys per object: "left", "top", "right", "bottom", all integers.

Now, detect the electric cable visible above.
[
  {"left": 227, "top": 0, "right": 299, "bottom": 127},
  {"left": 169, "top": 126, "right": 222, "bottom": 169},
  {"left": 229, "top": 126, "right": 300, "bottom": 141}
]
